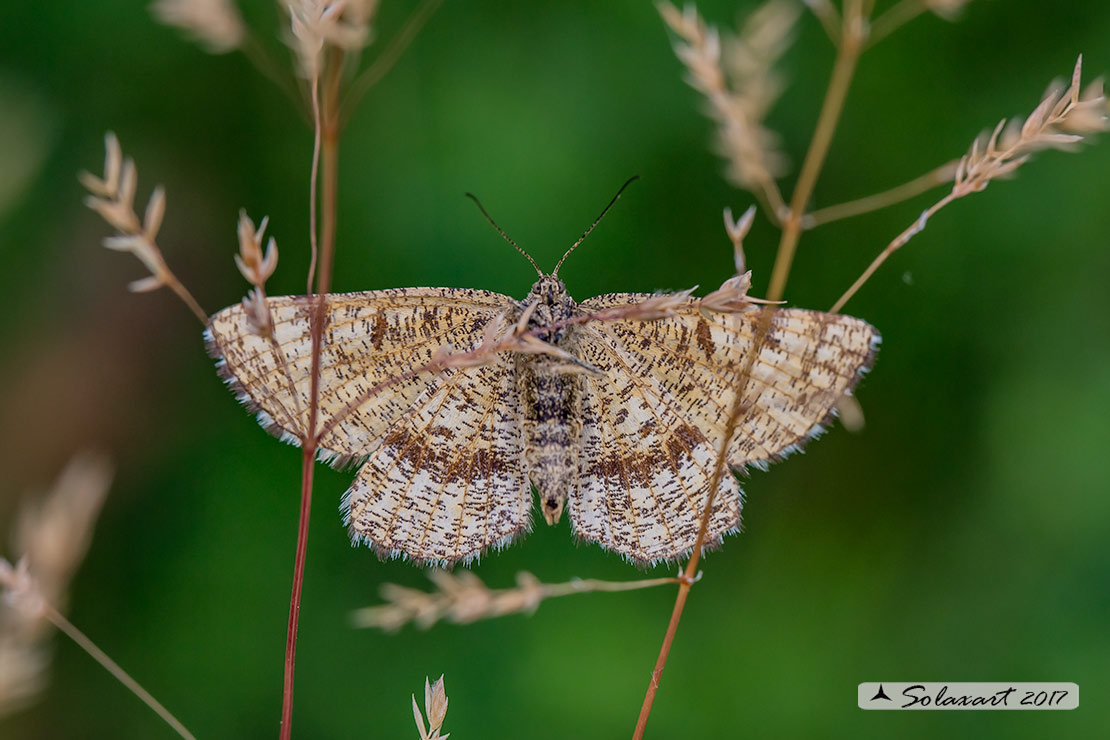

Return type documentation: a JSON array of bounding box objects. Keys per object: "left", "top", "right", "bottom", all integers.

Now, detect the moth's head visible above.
[{"left": 527, "top": 274, "right": 568, "bottom": 304}]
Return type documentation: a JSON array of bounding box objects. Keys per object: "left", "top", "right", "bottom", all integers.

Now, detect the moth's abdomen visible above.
[{"left": 518, "top": 360, "right": 582, "bottom": 525}]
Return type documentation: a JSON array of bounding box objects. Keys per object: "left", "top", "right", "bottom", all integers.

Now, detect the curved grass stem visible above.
[
  {"left": 633, "top": 5, "right": 869, "bottom": 736},
  {"left": 830, "top": 191, "right": 955, "bottom": 313},
  {"left": 45, "top": 605, "right": 196, "bottom": 740}
]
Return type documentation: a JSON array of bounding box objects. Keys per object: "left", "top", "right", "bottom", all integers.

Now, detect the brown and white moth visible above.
[{"left": 206, "top": 233, "right": 878, "bottom": 567}]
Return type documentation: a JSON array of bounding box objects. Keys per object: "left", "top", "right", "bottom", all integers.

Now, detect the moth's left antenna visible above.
[
  {"left": 466, "top": 193, "right": 543, "bottom": 278},
  {"left": 553, "top": 175, "right": 639, "bottom": 278}
]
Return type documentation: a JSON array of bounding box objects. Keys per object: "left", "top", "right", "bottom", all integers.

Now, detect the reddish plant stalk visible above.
[
  {"left": 280, "top": 445, "right": 316, "bottom": 740},
  {"left": 633, "top": 7, "right": 867, "bottom": 737},
  {"left": 281, "top": 51, "right": 343, "bottom": 740},
  {"left": 632, "top": 306, "right": 771, "bottom": 739}
]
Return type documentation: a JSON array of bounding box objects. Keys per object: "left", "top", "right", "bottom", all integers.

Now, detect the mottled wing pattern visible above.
[
  {"left": 569, "top": 295, "right": 878, "bottom": 563},
  {"left": 572, "top": 340, "right": 743, "bottom": 565},
  {"left": 341, "top": 353, "right": 532, "bottom": 565},
  {"left": 205, "top": 288, "right": 512, "bottom": 460},
  {"left": 207, "top": 288, "right": 533, "bottom": 565}
]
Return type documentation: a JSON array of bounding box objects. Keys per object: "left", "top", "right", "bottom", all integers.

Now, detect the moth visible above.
[{"left": 206, "top": 224, "right": 878, "bottom": 567}]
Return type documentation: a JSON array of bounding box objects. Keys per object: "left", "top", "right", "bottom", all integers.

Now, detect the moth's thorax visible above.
[
  {"left": 521, "top": 275, "right": 577, "bottom": 343},
  {"left": 517, "top": 275, "right": 582, "bottom": 525}
]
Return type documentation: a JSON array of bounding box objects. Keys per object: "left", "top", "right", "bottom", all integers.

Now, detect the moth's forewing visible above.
[{"left": 568, "top": 296, "right": 878, "bottom": 563}]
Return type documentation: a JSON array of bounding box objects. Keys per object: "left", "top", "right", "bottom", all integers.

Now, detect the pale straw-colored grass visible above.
[
  {"left": 353, "top": 570, "right": 687, "bottom": 632},
  {"left": 150, "top": 0, "right": 245, "bottom": 54},
  {"left": 832, "top": 56, "right": 1108, "bottom": 313},
  {"left": 79, "top": 133, "right": 208, "bottom": 324},
  {"left": 1, "top": 454, "right": 110, "bottom": 716},
  {"left": 658, "top": 0, "right": 798, "bottom": 219},
  {"left": 413, "top": 675, "right": 449, "bottom": 740}
]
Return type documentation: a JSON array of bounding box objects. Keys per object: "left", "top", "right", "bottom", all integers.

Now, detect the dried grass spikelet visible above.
[
  {"left": 11, "top": 454, "right": 113, "bottom": 611},
  {"left": 0, "top": 557, "right": 48, "bottom": 716},
  {"left": 353, "top": 570, "right": 542, "bottom": 631},
  {"left": 831, "top": 56, "right": 1108, "bottom": 315},
  {"left": 925, "top": 0, "right": 973, "bottom": 21},
  {"left": 412, "top": 675, "right": 449, "bottom": 740},
  {"left": 0, "top": 627, "right": 48, "bottom": 717},
  {"left": 615, "top": 288, "right": 700, "bottom": 321},
  {"left": 431, "top": 308, "right": 601, "bottom": 376},
  {"left": 723, "top": 204, "right": 756, "bottom": 274},
  {"left": 579, "top": 288, "right": 699, "bottom": 325},
  {"left": 235, "top": 211, "right": 279, "bottom": 337},
  {"left": 150, "top": 0, "right": 246, "bottom": 54},
  {"left": 658, "top": 1, "right": 798, "bottom": 209},
  {"left": 953, "top": 56, "right": 1108, "bottom": 198},
  {"left": 235, "top": 212, "right": 278, "bottom": 286},
  {"left": 430, "top": 283, "right": 719, "bottom": 381},
  {"left": 703, "top": 205, "right": 755, "bottom": 314},
  {"left": 721, "top": 0, "right": 799, "bottom": 127},
  {"left": 286, "top": 0, "right": 381, "bottom": 79},
  {"left": 700, "top": 206, "right": 782, "bottom": 314},
  {"left": 0, "top": 454, "right": 112, "bottom": 716},
  {"left": 80, "top": 133, "right": 169, "bottom": 293},
  {"left": 353, "top": 570, "right": 682, "bottom": 632},
  {"left": 81, "top": 132, "right": 208, "bottom": 323}
]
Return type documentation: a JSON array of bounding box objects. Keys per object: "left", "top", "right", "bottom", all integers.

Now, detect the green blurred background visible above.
[{"left": 2, "top": 1, "right": 1109, "bottom": 737}]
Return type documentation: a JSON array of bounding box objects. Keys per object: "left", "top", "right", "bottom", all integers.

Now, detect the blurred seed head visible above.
[
  {"left": 925, "top": 0, "right": 973, "bottom": 22},
  {"left": 659, "top": 1, "right": 797, "bottom": 194},
  {"left": 835, "top": 392, "right": 866, "bottom": 433},
  {"left": 1, "top": 454, "right": 112, "bottom": 716},
  {"left": 287, "top": 0, "right": 380, "bottom": 79},
  {"left": 0, "top": 637, "right": 47, "bottom": 716},
  {"left": 10, "top": 453, "right": 113, "bottom": 610},
  {"left": 150, "top": 0, "right": 246, "bottom": 54}
]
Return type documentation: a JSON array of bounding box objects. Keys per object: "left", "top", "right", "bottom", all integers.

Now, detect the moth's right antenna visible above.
[
  {"left": 553, "top": 175, "right": 639, "bottom": 278},
  {"left": 465, "top": 193, "right": 543, "bottom": 278}
]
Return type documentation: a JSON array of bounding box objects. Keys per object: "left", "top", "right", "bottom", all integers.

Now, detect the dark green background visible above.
[{"left": 2, "top": 1, "right": 1109, "bottom": 737}]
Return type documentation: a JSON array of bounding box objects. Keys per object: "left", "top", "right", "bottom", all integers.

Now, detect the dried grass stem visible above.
[
  {"left": 353, "top": 572, "right": 684, "bottom": 631},
  {"left": 44, "top": 605, "right": 195, "bottom": 740},
  {"left": 766, "top": 5, "right": 863, "bottom": 301},
  {"left": 342, "top": 0, "right": 445, "bottom": 125},
  {"left": 803, "top": 160, "right": 958, "bottom": 228},
  {"left": 831, "top": 55, "right": 1106, "bottom": 312}
]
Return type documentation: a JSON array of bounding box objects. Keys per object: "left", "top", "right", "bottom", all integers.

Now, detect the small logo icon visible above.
[{"left": 870, "top": 684, "right": 892, "bottom": 702}]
